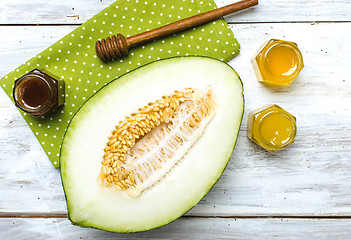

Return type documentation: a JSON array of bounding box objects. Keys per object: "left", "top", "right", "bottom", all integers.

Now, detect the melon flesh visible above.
[{"left": 60, "top": 56, "right": 244, "bottom": 232}]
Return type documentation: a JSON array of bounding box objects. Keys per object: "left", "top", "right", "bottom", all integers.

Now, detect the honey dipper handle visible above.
[
  {"left": 96, "top": 0, "right": 258, "bottom": 62},
  {"left": 127, "top": 0, "right": 258, "bottom": 48}
]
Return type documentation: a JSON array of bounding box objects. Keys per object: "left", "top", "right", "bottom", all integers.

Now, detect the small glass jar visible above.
[
  {"left": 13, "top": 69, "right": 65, "bottom": 116},
  {"left": 247, "top": 104, "right": 296, "bottom": 152},
  {"left": 252, "top": 39, "right": 304, "bottom": 86}
]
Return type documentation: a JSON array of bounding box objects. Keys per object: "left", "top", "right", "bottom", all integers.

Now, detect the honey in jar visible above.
[
  {"left": 252, "top": 39, "right": 304, "bottom": 86},
  {"left": 247, "top": 105, "right": 296, "bottom": 152},
  {"left": 13, "top": 69, "right": 65, "bottom": 116}
]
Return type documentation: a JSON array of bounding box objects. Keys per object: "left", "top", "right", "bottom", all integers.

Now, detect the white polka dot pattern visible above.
[{"left": 0, "top": 0, "right": 240, "bottom": 168}]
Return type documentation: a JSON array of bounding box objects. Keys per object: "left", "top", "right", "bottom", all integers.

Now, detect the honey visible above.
[
  {"left": 15, "top": 77, "right": 50, "bottom": 111},
  {"left": 252, "top": 39, "right": 304, "bottom": 86},
  {"left": 13, "top": 69, "right": 65, "bottom": 116},
  {"left": 247, "top": 105, "right": 296, "bottom": 152}
]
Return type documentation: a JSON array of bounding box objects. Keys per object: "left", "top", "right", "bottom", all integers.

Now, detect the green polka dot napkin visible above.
[{"left": 0, "top": 0, "right": 240, "bottom": 168}]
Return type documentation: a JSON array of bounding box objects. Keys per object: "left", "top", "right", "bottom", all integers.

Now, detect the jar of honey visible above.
[
  {"left": 247, "top": 104, "right": 296, "bottom": 152},
  {"left": 13, "top": 69, "right": 65, "bottom": 116},
  {"left": 252, "top": 39, "right": 304, "bottom": 86}
]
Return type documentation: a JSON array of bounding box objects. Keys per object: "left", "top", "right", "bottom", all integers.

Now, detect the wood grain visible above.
[
  {"left": 1, "top": 22, "right": 350, "bottom": 216},
  {"left": 0, "top": 0, "right": 350, "bottom": 24},
  {"left": 96, "top": 0, "right": 258, "bottom": 61},
  {"left": 127, "top": 0, "right": 258, "bottom": 47},
  {"left": 1, "top": 217, "right": 351, "bottom": 239},
  {"left": 1, "top": 0, "right": 351, "bottom": 238}
]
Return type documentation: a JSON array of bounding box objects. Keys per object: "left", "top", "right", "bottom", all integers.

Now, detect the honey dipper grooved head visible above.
[{"left": 96, "top": 34, "right": 129, "bottom": 62}]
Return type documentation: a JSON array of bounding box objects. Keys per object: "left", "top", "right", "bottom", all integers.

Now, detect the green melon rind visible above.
[{"left": 60, "top": 56, "right": 244, "bottom": 232}]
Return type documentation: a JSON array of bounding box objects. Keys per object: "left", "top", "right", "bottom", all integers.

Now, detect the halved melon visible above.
[{"left": 60, "top": 56, "right": 244, "bottom": 232}]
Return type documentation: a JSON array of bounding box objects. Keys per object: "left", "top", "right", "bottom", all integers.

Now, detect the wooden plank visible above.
[
  {"left": 1, "top": 22, "right": 351, "bottom": 217},
  {"left": 0, "top": 0, "right": 350, "bottom": 25},
  {"left": 1, "top": 217, "right": 351, "bottom": 239},
  {"left": 220, "top": 0, "right": 351, "bottom": 23},
  {"left": 191, "top": 21, "right": 351, "bottom": 216},
  {"left": 0, "top": 27, "right": 73, "bottom": 214},
  {"left": 0, "top": 0, "right": 114, "bottom": 24}
]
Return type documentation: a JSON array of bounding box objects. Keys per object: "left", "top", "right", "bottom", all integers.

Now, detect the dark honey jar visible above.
[{"left": 13, "top": 69, "right": 65, "bottom": 116}]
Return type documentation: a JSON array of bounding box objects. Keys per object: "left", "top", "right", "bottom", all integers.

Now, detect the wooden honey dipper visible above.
[{"left": 95, "top": 0, "right": 258, "bottom": 62}]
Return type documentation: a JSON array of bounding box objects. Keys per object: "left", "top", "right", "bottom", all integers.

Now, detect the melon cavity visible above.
[
  {"left": 102, "top": 88, "right": 215, "bottom": 197},
  {"left": 60, "top": 56, "right": 244, "bottom": 232}
]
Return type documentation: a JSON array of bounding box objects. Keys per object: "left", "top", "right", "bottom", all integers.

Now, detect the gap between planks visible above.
[
  {"left": 2, "top": 213, "right": 351, "bottom": 219},
  {"left": 0, "top": 20, "right": 350, "bottom": 27}
]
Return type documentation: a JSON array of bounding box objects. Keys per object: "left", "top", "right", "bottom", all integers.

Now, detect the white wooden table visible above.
[{"left": 1, "top": 0, "right": 351, "bottom": 239}]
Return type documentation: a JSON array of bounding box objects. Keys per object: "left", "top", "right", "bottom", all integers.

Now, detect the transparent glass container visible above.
[
  {"left": 13, "top": 69, "right": 65, "bottom": 116},
  {"left": 247, "top": 104, "right": 297, "bottom": 152},
  {"left": 252, "top": 39, "right": 304, "bottom": 86}
]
